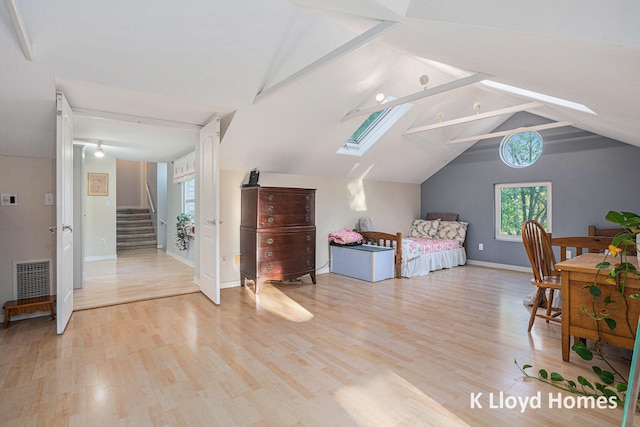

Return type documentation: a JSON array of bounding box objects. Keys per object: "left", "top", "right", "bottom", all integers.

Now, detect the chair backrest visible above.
[{"left": 522, "top": 220, "right": 557, "bottom": 281}]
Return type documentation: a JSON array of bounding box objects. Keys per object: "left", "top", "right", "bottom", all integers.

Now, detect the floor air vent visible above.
[{"left": 13, "top": 259, "right": 51, "bottom": 299}]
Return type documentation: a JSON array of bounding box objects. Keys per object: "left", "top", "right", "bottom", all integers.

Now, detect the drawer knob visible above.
[
  {"left": 306, "top": 235, "right": 311, "bottom": 241},
  {"left": 305, "top": 216, "right": 309, "bottom": 222},
  {"left": 266, "top": 238, "right": 274, "bottom": 244},
  {"left": 268, "top": 195, "right": 274, "bottom": 201},
  {"left": 266, "top": 265, "right": 273, "bottom": 271},
  {"left": 268, "top": 205, "right": 274, "bottom": 212},
  {"left": 306, "top": 260, "right": 310, "bottom": 266},
  {"left": 266, "top": 251, "right": 273, "bottom": 257},
  {"left": 306, "top": 247, "right": 310, "bottom": 253},
  {"left": 305, "top": 195, "right": 310, "bottom": 201},
  {"left": 305, "top": 206, "right": 310, "bottom": 212},
  {"left": 267, "top": 217, "right": 274, "bottom": 223}
]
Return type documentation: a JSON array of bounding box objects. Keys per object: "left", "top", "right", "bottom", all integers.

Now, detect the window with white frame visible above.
[
  {"left": 182, "top": 179, "right": 195, "bottom": 216},
  {"left": 495, "top": 182, "right": 551, "bottom": 241},
  {"left": 337, "top": 96, "right": 412, "bottom": 157}
]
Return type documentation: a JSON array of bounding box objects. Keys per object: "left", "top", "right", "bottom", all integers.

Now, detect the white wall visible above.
[
  {"left": 0, "top": 156, "right": 56, "bottom": 304},
  {"left": 218, "top": 170, "right": 420, "bottom": 286},
  {"left": 116, "top": 160, "right": 144, "bottom": 208},
  {"left": 83, "top": 155, "right": 117, "bottom": 261}
]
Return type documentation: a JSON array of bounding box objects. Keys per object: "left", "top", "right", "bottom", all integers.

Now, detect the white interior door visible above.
[
  {"left": 199, "top": 118, "right": 220, "bottom": 304},
  {"left": 56, "top": 91, "right": 74, "bottom": 333}
]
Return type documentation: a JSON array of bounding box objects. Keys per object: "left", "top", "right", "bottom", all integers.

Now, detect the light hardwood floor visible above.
[
  {"left": 74, "top": 249, "right": 200, "bottom": 310},
  {"left": 1, "top": 265, "right": 638, "bottom": 426}
]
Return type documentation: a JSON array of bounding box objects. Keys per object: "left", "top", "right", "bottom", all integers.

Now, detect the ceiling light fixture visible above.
[
  {"left": 419, "top": 75, "right": 429, "bottom": 90},
  {"left": 95, "top": 141, "right": 104, "bottom": 158},
  {"left": 375, "top": 93, "right": 385, "bottom": 104}
]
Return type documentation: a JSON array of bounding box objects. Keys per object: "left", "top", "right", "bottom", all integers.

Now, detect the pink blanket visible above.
[{"left": 328, "top": 228, "right": 363, "bottom": 245}]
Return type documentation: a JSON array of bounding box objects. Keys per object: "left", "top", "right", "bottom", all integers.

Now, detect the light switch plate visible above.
[
  {"left": 45, "top": 193, "right": 54, "bottom": 205},
  {"left": 1, "top": 194, "right": 17, "bottom": 206}
]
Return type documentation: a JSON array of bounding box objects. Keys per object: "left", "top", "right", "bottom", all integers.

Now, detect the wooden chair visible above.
[{"left": 521, "top": 220, "right": 562, "bottom": 331}]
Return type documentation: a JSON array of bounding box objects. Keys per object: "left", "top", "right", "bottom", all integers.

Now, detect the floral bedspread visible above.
[{"left": 402, "top": 238, "right": 461, "bottom": 261}]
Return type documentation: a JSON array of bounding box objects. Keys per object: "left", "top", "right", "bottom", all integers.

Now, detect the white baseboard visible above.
[
  {"left": 221, "top": 280, "right": 240, "bottom": 289},
  {"left": 165, "top": 250, "right": 195, "bottom": 268},
  {"left": 466, "top": 259, "right": 531, "bottom": 273},
  {"left": 220, "top": 268, "right": 328, "bottom": 290},
  {"left": 84, "top": 255, "right": 117, "bottom": 262}
]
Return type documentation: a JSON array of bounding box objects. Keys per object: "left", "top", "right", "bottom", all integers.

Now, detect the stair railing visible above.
[{"left": 145, "top": 181, "right": 156, "bottom": 214}]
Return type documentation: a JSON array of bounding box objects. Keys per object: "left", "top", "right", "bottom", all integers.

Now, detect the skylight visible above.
[{"left": 338, "top": 96, "right": 412, "bottom": 157}]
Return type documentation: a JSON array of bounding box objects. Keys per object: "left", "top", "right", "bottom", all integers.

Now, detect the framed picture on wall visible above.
[{"left": 88, "top": 173, "right": 109, "bottom": 196}]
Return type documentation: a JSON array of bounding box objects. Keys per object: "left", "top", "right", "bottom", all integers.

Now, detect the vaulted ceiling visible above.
[{"left": 1, "top": 1, "right": 638, "bottom": 184}]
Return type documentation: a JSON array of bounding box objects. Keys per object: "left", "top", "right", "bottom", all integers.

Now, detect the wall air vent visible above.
[{"left": 13, "top": 259, "right": 51, "bottom": 299}]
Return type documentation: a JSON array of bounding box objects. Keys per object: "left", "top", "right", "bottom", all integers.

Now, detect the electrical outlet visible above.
[
  {"left": 478, "top": 243, "right": 484, "bottom": 251},
  {"left": 100, "top": 238, "right": 106, "bottom": 245}
]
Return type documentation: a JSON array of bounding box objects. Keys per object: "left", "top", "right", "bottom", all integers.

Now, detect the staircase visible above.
[{"left": 117, "top": 208, "right": 157, "bottom": 251}]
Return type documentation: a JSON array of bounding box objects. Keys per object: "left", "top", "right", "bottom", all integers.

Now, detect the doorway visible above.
[{"left": 75, "top": 158, "right": 199, "bottom": 309}]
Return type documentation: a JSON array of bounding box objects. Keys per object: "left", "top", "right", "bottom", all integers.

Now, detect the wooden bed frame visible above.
[{"left": 358, "top": 213, "right": 466, "bottom": 279}]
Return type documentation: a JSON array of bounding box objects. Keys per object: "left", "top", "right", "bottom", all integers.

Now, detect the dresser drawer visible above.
[
  {"left": 258, "top": 191, "right": 314, "bottom": 206},
  {"left": 258, "top": 230, "right": 315, "bottom": 249},
  {"left": 259, "top": 240, "right": 314, "bottom": 260},
  {"left": 259, "top": 257, "right": 314, "bottom": 275},
  {"left": 258, "top": 191, "right": 314, "bottom": 228}
]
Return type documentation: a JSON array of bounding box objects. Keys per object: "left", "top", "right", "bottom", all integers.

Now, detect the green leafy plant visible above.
[
  {"left": 584, "top": 211, "right": 640, "bottom": 334},
  {"left": 518, "top": 210, "right": 640, "bottom": 409},
  {"left": 176, "top": 213, "right": 195, "bottom": 251},
  {"left": 516, "top": 342, "right": 632, "bottom": 406}
]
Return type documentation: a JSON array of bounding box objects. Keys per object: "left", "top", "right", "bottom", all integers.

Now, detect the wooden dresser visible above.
[{"left": 240, "top": 186, "right": 316, "bottom": 294}]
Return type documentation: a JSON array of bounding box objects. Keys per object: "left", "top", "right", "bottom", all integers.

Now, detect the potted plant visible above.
[
  {"left": 517, "top": 211, "right": 640, "bottom": 407},
  {"left": 176, "top": 212, "right": 195, "bottom": 251}
]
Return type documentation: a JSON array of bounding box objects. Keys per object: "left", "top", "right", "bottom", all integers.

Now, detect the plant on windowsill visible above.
[
  {"left": 516, "top": 211, "right": 640, "bottom": 408},
  {"left": 176, "top": 213, "right": 195, "bottom": 251}
]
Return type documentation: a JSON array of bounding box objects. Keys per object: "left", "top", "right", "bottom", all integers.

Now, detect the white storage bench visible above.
[{"left": 330, "top": 244, "right": 395, "bottom": 282}]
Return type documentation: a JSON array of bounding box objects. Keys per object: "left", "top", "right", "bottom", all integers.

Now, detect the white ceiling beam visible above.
[
  {"left": 253, "top": 20, "right": 398, "bottom": 104},
  {"left": 5, "top": 0, "right": 33, "bottom": 61},
  {"left": 403, "top": 101, "right": 543, "bottom": 135},
  {"left": 447, "top": 121, "right": 573, "bottom": 144},
  {"left": 341, "top": 72, "right": 493, "bottom": 122},
  {"left": 73, "top": 108, "right": 204, "bottom": 132}
]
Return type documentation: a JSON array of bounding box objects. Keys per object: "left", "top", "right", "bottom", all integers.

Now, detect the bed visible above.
[{"left": 359, "top": 213, "right": 468, "bottom": 278}]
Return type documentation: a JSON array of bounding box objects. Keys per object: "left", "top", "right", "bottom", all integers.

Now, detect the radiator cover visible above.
[{"left": 13, "top": 259, "right": 51, "bottom": 299}]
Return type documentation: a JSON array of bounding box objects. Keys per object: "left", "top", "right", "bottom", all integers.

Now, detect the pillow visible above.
[
  {"left": 409, "top": 219, "right": 440, "bottom": 238},
  {"left": 435, "top": 221, "right": 469, "bottom": 243},
  {"left": 359, "top": 216, "right": 374, "bottom": 232}
]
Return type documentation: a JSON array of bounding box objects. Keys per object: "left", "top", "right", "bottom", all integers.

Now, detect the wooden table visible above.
[{"left": 557, "top": 253, "right": 640, "bottom": 361}]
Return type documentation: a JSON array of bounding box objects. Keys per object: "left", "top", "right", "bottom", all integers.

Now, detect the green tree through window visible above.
[
  {"left": 495, "top": 182, "right": 551, "bottom": 240},
  {"left": 500, "top": 131, "right": 543, "bottom": 168}
]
